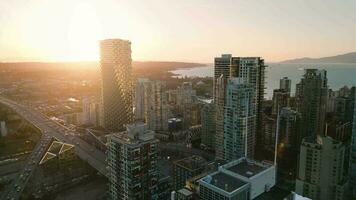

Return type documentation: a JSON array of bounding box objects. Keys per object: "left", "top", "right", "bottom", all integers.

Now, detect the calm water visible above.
[{"left": 171, "top": 63, "right": 356, "bottom": 99}]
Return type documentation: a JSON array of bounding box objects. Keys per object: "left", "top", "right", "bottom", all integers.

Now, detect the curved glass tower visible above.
[{"left": 100, "top": 39, "right": 133, "bottom": 132}]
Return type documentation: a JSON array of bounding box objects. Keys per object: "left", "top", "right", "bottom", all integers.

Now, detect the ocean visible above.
[{"left": 171, "top": 63, "right": 356, "bottom": 99}]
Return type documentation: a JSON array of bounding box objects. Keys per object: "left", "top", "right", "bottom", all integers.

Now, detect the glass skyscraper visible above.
[{"left": 100, "top": 39, "right": 133, "bottom": 132}]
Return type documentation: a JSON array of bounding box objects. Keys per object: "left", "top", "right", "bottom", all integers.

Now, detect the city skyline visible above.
[
  {"left": 1, "top": 0, "right": 356, "bottom": 62},
  {"left": 1, "top": 1, "right": 356, "bottom": 199}
]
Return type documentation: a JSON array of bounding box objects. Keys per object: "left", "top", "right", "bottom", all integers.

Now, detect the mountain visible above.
[{"left": 280, "top": 52, "right": 356, "bottom": 64}]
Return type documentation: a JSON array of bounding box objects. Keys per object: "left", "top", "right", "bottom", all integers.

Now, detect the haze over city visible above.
[
  {"left": 1, "top": 0, "right": 356, "bottom": 62},
  {"left": 1, "top": 1, "right": 356, "bottom": 200}
]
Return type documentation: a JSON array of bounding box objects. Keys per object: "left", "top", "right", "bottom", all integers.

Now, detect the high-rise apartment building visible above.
[
  {"left": 214, "top": 54, "right": 233, "bottom": 159},
  {"left": 213, "top": 55, "right": 266, "bottom": 159},
  {"left": 135, "top": 79, "right": 168, "bottom": 131},
  {"left": 82, "top": 96, "right": 101, "bottom": 127},
  {"left": 144, "top": 80, "right": 169, "bottom": 131},
  {"left": 272, "top": 89, "right": 290, "bottom": 115},
  {"left": 201, "top": 102, "right": 216, "bottom": 149},
  {"left": 100, "top": 39, "right": 133, "bottom": 132},
  {"left": 297, "top": 69, "right": 328, "bottom": 139},
  {"left": 176, "top": 82, "right": 196, "bottom": 129},
  {"left": 279, "top": 107, "right": 302, "bottom": 149},
  {"left": 224, "top": 78, "right": 256, "bottom": 160},
  {"left": 277, "top": 107, "right": 302, "bottom": 178},
  {"left": 107, "top": 122, "right": 159, "bottom": 200},
  {"left": 295, "top": 136, "right": 349, "bottom": 200},
  {"left": 280, "top": 77, "right": 292, "bottom": 94},
  {"left": 229, "top": 57, "right": 266, "bottom": 158},
  {"left": 349, "top": 87, "right": 356, "bottom": 189},
  {"left": 134, "top": 78, "right": 149, "bottom": 122}
]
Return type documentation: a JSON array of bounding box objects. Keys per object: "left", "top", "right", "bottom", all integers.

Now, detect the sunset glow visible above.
[{"left": 0, "top": 0, "right": 356, "bottom": 62}]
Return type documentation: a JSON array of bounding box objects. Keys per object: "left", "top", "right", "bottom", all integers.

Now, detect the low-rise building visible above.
[{"left": 199, "top": 158, "right": 276, "bottom": 200}]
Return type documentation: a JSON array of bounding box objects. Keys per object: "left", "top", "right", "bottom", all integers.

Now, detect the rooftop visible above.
[
  {"left": 226, "top": 159, "right": 268, "bottom": 178},
  {"left": 174, "top": 155, "right": 207, "bottom": 171},
  {"left": 39, "top": 141, "right": 75, "bottom": 165},
  {"left": 110, "top": 123, "right": 157, "bottom": 145},
  {"left": 202, "top": 171, "right": 248, "bottom": 193}
]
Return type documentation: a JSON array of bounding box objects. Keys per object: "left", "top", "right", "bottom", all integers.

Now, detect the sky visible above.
[{"left": 0, "top": 0, "right": 356, "bottom": 63}]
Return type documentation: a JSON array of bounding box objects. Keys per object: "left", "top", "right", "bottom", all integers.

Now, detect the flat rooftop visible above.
[
  {"left": 174, "top": 155, "right": 207, "bottom": 171},
  {"left": 227, "top": 160, "right": 267, "bottom": 178},
  {"left": 205, "top": 172, "right": 248, "bottom": 193}
]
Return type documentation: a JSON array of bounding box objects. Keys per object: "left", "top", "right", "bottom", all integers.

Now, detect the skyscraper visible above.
[
  {"left": 100, "top": 39, "right": 133, "bottom": 132},
  {"left": 272, "top": 89, "right": 290, "bottom": 115},
  {"left": 297, "top": 69, "right": 328, "bottom": 139},
  {"left": 214, "top": 74, "right": 228, "bottom": 159},
  {"left": 144, "top": 80, "right": 169, "bottom": 131},
  {"left": 295, "top": 136, "right": 349, "bottom": 200},
  {"left": 349, "top": 87, "right": 356, "bottom": 189},
  {"left": 176, "top": 82, "right": 196, "bottom": 129},
  {"left": 214, "top": 55, "right": 266, "bottom": 159},
  {"left": 201, "top": 102, "right": 216, "bottom": 149},
  {"left": 280, "top": 77, "right": 292, "bottom": 94},
  {"left": 214, "top": 54, "right": 233, "bottom": 159},
  {"left": 107, "top": 122, "right": 159, "bottom": 200},
  {"left": 279, "top": 107, "right": 302, "bottom": 150},
  {"left": 230, "top": 57, "right": 266, "bottom": 158},
  {"left": 134, "top": 78, "right": 149, "bottom": 122},
  {"left": 224, "top": 78, "right": 256, "bottom": 160}
]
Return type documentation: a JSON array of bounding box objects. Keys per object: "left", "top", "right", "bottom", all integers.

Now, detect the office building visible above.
[
  {"left": 100, "top": 39, "right": 133, "bottom": 132},
  {"left": 201, "top": 102, "right": 216, "bottom": 149},
  {"left": 173, "top": 155, "right": 210, "bottom": 190},
  {"left": 295, "top": 136, "right": 349, "bottom": 200},
  {"left": 297, "top": 69, "right": 328, "bottom": 139},
  {"left": 199, "top": 158, "right": 276, "bottom": 200},
  {"left": 280, "top": 77, "right": 292, "bottom": 94},
  {"left": 107, "top": 123, "right": 159, "bottom": 200},
  {"left": 224, "top": 78, "right": 256, "bottom": 160}
]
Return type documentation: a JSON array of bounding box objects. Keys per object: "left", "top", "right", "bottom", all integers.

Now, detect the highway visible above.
[{"left": 0, "top": 97, "right": 107, "bottom": 200}]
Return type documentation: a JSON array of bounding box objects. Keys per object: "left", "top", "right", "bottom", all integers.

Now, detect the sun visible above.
[{"left": 67, "top": 3, "right": 102, "bottom": 61}]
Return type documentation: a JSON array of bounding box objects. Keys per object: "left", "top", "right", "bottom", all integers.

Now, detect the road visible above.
[{"left": 0, "top": 97, "right": 107, "bottom": 200}]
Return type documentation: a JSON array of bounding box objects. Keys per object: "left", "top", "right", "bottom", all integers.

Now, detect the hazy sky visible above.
[{"left": 0, "top": 0, "right": 356, "bottom": 62}]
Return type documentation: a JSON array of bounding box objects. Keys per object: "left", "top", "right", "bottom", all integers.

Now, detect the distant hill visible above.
[
  {"left": 280, "top": 52, "right": 356, "bottom": 64},
  {"left": 0, "top": 61, "right": 204, "bottom": 72}
]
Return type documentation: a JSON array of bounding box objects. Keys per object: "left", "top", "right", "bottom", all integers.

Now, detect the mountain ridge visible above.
[{"left": 280, "top": 52, "right": 356, "bottom": 64}]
